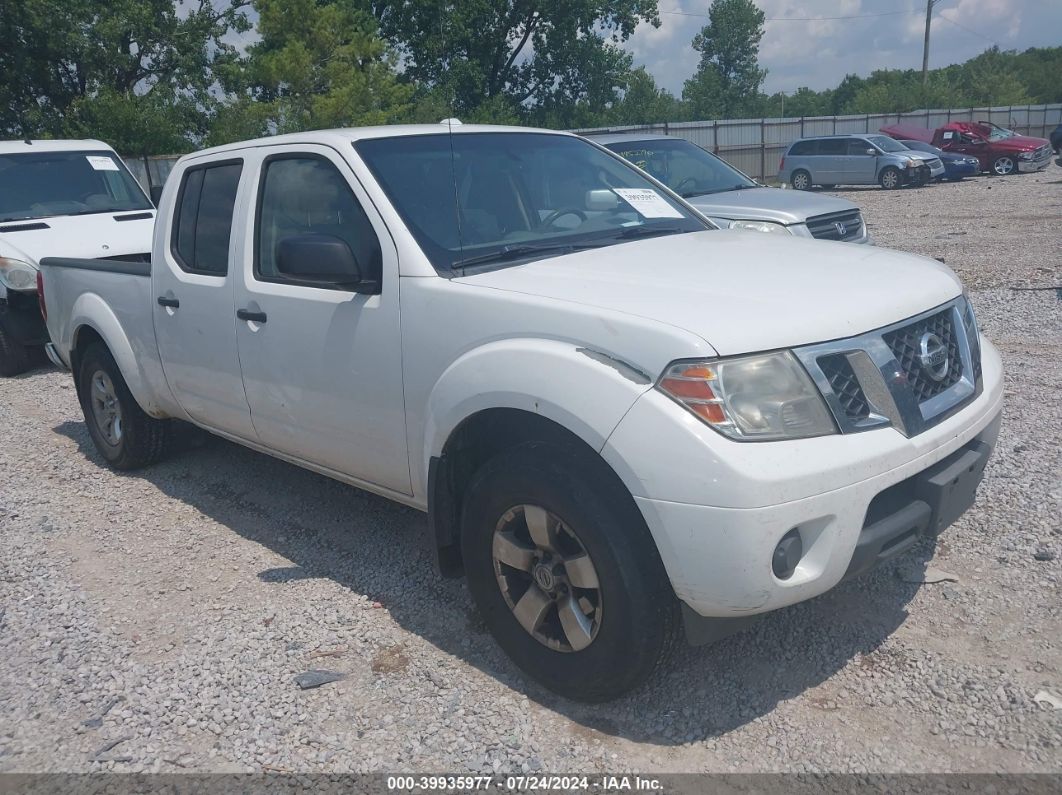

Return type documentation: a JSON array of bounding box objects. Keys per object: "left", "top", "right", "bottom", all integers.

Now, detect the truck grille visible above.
[
  {"left": 795, "top": 298, "right": 982, "bottom": 438},
  {"left": 882, "top": 309, "right": 963, "bottom": 402},
  {"left": 806, "top": 210, "right": 863, "bottom": 242},
  {"left": 818, "top": 354, "right": 870, "bottom": 420}
]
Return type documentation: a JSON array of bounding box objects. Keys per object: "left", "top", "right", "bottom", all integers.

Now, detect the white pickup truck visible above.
[
  {"left": 39, "top": 124, "right": 1003, "bottom": 701},
  {"left": 0, "top": 139, "right": 155, "bottom": 375}
]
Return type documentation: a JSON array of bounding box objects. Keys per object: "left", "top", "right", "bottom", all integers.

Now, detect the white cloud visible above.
[{"left": 627, "top": 0, "right": 1062, "bottom": 95}]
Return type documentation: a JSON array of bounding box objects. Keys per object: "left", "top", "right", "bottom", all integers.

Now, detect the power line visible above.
[
  {"left": 936, "top": 12, "right": 997, "bottom": 44},
  {"left": 658, "top": 8, "right": 918, "bottom": 22}
]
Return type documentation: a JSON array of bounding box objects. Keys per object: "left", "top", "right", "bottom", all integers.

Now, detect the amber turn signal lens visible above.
[
  {"left": 690, "top": 402, "right": 727, "bottom": 423},
  {"left": 659, "top": 377, "right": 716, "bottom": 400}
]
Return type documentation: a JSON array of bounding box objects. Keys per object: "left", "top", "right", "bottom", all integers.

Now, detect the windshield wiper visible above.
[
  {"left": 451, "top": 242, "right": 588, "bottom": 270},
  {"left": 682, "top": 184, "right": 755, "bottom": 197},
  {"left": 612, "top": 224, "right": 688, "bottom": 240}
]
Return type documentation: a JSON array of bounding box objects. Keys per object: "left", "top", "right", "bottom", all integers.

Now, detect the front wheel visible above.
[
  {"left": 461, "top": 442, "right": 679, "bottom": 702},
  {"left": 78, "top": 343, "right": 171, "bottom": 469},
  {"left": 879, "top": 166, "right": 902, "bottom": 190},
  {"left": 790, "top": 170, "right": 812, "bottom": 190},
  {"left": 991, "top": 155, "right": 1016, "bottom": 176}
]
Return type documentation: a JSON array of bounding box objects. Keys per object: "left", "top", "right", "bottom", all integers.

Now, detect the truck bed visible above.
[{"left": 38, "top": 256, "right": 172, "bottom": 417}]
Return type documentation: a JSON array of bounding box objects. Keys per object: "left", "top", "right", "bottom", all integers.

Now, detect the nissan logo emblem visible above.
[{"left": 919, "top": 332, "right": 949, "bottom": 381}]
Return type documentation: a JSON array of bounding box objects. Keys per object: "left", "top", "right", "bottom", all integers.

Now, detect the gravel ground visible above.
[{"left": 1, "top": 169, "right": 1060, "bottom": 775}]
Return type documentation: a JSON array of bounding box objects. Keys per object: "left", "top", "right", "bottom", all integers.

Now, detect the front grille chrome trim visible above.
[{"left": 794, "top": 297, "right": 981, "bottom": 438}]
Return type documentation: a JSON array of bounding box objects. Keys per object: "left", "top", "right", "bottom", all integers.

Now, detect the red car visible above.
[{"left": 880, "top": 121, "right": 1052, "bottom": 176}]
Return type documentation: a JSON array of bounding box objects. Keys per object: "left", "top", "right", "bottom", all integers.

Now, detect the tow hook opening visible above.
[{"left": 772, "top": 528, "right": 803, "bottom": 580}]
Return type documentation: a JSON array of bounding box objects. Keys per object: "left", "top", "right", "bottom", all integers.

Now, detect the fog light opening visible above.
[{"left": 772, "top": 528, "right": 803, "bottom": 580}]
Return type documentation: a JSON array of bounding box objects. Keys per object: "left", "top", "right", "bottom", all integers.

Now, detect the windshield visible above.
[
  {"left": 0, "top": 150, "right": 152, "bottom": 222},
  {"left": 602, "top": 138, "right": 756, "bottom": 198},
  {"left": 981, "top": 123, "right": 1016, "bottom": 141},
  {"left": 354, "top": 132, "right": 706, "bottom": 273},
  {"left": 867, "top": 135, "right": 907, "bottom": 153}
]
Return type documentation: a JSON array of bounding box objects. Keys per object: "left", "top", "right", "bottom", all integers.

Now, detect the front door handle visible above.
[
  {"left": 157, "top": 296, "right": 179, "bottom": 308},
  {"left": 237, "top": 308, "right": 267, "bottom": 323}
]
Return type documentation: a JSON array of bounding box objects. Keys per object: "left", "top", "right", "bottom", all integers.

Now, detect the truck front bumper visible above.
[
  {"left": 0, "top": 292, "right": 48, "bottom": 346},
  {"left": 602, "top": 338, "right": 1004, "bottom": 620},
  {"left": 1018, "top": 152, "right": 1052, "bottom": 172}
]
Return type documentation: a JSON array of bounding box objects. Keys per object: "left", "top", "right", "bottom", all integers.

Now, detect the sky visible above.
[
  {"left": 221, "top": 1, "right": 1062, "bottom": 98},
  {"left": 625, "top": 0, "right": 1062, "bottom": 95}
]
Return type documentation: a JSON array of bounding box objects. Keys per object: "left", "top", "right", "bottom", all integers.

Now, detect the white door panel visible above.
[
  {"left": 153, "top": 159, "right": 256, "bottom": 439},
  {"left": 233, "top": 145, "right": 410, "bottom": 494}
]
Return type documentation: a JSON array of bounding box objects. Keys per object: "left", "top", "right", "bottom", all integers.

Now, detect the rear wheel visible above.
[
  {"left": 461, "top": 442, "right": 679, "bottom": 702},
  {"left": 790, "top": 170, "right": 812, "bottom": 190},
  {"left": 879, "top": 166, "right": 902, "bottom": 190},
  {"left": 78, "top": 343, "right": 170, "bottom": 469},
  {"left": 991, "top": 155, "right": 1015, "bottom": 176},
  {"left": 0, "top": 320, "right": 32, "bottom": 377}
]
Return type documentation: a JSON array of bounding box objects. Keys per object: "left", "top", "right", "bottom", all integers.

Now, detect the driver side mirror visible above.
[{"left": 276, "top": 233, "right": 376, "bottom": 293}]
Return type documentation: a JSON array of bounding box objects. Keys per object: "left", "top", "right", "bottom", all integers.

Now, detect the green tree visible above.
[
  {"left": 369, "top": 1, "right": 659, "bottom": 120},
  {"left": 0, "top": 0, "right": 250, "bottom": 152},
  {"left": 211, "top": 0, "right": 414, "bottom": 142},
  {"left": 609, "top": 67, "right": 683, "bottom": 125},
  {"left": 682, "top": 0, "right": 766, "bottom": 120}
]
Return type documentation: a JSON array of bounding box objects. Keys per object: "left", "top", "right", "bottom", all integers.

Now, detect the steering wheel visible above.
[
  {"left": 539, "top": 208, "right": 587, "bottom": 229},
  {"left": 674, "top": 177, "right": 698, "bottom": 194}
]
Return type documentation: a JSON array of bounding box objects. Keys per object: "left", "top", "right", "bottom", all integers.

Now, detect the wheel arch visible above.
[
  {"left": 67, "top": 296, "right": 168, "bottom": 417},
  {"left": 428, "top": 407, "right": 648, "bottom": 578}
]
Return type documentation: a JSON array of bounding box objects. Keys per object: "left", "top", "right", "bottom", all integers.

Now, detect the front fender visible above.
[
  {"left": 69, "top": 293, "right": 169, "bottom": 417},
  {"left": 419, "top": 337, "right": 654, "bottom": 496}
]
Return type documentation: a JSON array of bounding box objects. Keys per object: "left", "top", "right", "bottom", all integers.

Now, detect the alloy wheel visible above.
[
  {"left": 89, "top": 370, "right": 123, "bottom": 445},
  {"left": 993, "top": 157, "right": 1015, "bottom": 175},
  {"left": 492, "top": 504, "right": 603, "bottom": 653}
]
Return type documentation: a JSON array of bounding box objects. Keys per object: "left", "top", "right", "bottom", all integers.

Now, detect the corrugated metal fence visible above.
[
  {"left": 123, "top": 102, "right": 1062, "bottom": 190},
  {"left": 577, "top": 103, "right": 1062, "bottom": 180}
]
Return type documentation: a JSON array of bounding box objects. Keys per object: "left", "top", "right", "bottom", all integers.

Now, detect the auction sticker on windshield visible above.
[
  {"left": 612, "top": 188, "right": 684, "bottom": 219},
  {"left": 86, "top": 155, "right": 120, "bottom": 171}
]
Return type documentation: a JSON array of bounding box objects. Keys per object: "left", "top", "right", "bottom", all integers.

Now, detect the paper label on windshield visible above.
[
  {"left": 86, "top": 155, "right": 120, "bottom": 171},
  {"left": 611, "top": 188, "right": 684, "bottom": 219}
]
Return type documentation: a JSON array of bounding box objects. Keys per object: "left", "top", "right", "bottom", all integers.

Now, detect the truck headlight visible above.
[
  {"left": 0, "top": 257, "right": 39, "bottom": 291},
  {"left": 728, "top": 220, "right": 790, "bottom": 234},
  {"left": 658, "top": 352, "right": 837, "bottom": 441}
]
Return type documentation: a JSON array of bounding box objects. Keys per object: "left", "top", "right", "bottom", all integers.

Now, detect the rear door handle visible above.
[
  {"left": 236, "top": 308, "right": 267, "bottom": 323},
  {"left": 157, "top": 296, "right": 179, "bottom": 308}
]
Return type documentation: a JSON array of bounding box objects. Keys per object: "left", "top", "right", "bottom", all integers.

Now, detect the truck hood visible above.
[
  {"left": 985, "top": 134, "right": 1050, "bottom": 152},
  {"left": 685, "top": 186, "right": 859, "bottom": 226},
  {"left": 0, "top": 211, "right": 155, "bottom": 267},
  {"left": 458, "top": 230, "right": 962, "bottom": 356}
]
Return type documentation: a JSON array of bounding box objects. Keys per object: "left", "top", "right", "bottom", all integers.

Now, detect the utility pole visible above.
[{"left": 922, "top": 0, "right": 942, "bottom": 85}]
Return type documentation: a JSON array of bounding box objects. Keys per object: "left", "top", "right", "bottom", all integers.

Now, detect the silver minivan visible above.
[{"left": 780, "top": 134, "right": 944, "bottom": 190}]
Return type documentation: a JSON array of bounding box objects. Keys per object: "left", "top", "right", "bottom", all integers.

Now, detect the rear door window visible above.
[
  {"left": 818, "top": 139, "right": 847, "bottom": 156},
  {"left": 172, "top": 161, "right": 243, "bottom": 275}
]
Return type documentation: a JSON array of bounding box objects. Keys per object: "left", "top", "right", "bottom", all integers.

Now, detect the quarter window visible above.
[
  {"left": 172, "top": 161, "right": 242, "bottom": 275},
  {"left": 255, "top": 156, "right": 381, "bottom": 286}
]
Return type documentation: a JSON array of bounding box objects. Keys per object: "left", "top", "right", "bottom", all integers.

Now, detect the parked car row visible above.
[
  {"left": 776, "top": 121, "right": 1053, "bottom": 191},
  {"left": 19, "top": 121, "right": 1003, "bottom": 702}
]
